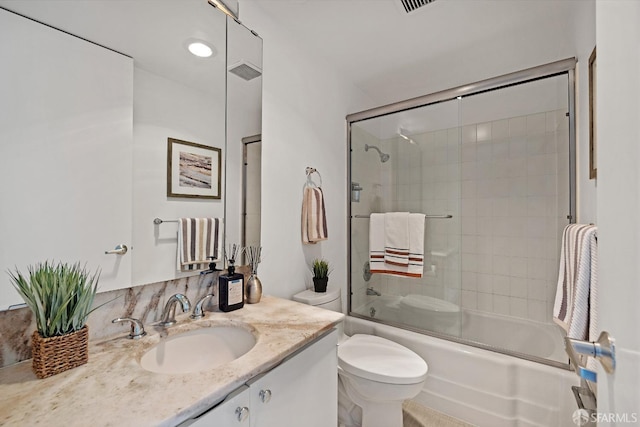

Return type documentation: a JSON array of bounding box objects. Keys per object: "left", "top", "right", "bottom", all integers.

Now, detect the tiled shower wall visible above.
[
  {"left": 458, "top": 110, "right": 569, "bottom": 322},
  {"left": 351, "top": 109, "right": 569, "bottom": 324}
]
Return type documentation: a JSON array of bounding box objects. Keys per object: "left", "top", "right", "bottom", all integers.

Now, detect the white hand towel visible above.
[
  {"left": 384, "top": 212, "right": 410, "bottom": 266},
  {"left": 369, "top": 213, "right": 386, "bottom": 273},
  {"left": 553, "top": 224, "right": 598, "bottom": 340},
  {"left": 370, "top": 213, "right": 424, "bottom": 278},
  {"left": 407, "top": 213, "right": 426, "bottom": 276},
  {"left": 177, "top": 218, "right": 223, "bottom": 272}
]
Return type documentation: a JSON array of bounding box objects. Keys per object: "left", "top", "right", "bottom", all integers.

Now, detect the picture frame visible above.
[
  {"left": 588, "top": 46, "right": 597, "bottom": 180},
  {"left": 167, "top": 138, "right": 221, "bottom": 199}
]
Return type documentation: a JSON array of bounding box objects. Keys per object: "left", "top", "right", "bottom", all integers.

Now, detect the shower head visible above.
[{"left": 365, "top": 144, "right": 390, "bottom": 163}]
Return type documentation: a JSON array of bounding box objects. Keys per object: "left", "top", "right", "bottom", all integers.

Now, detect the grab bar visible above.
[{"left": 352, "top": 214, "right": 452, "bottom": 219}]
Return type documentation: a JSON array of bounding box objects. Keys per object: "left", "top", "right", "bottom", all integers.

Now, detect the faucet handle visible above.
[
  {"left": 191, "top": 294, "right": 214, "bottom": 319},
  {"left": 112, "top": 317, "right": 146, "bottom": 339}
]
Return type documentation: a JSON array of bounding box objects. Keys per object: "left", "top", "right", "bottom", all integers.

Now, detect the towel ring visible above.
[{"left": 305, "top": 167, "right": 322, "bottom": 187}]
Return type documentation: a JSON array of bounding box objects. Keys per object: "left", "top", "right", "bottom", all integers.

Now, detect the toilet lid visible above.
[
  {"left": 399, "top": 294, "right": 460, "bottom": 313},
  {"left": 338, "top": 334, "right": 428, "bottom": 385}
]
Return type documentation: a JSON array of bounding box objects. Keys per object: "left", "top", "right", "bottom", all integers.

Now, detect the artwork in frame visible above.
[
  {"left": 589, "top": 46, "right": 597, "bottom": 180},
  {"left": 167, "top": 138, "right": 222, "bottom": 199}
]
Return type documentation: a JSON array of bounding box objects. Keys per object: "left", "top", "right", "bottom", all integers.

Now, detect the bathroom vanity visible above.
[{"left": 0, "top": 296, "right": 343, "bottom": 426}]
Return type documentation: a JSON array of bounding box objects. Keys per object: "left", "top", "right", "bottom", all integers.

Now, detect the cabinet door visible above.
[
  {"left": 180, "top": 385, "right": 251, "bottom": 427},
  {"left": 248, "top": 329, "right": 338, "bottom": 427}
]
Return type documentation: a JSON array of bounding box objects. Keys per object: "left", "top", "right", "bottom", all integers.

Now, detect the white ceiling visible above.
[
  {"left": 243, "top": 0, "right": 587, "bottom": 137},
  {"left": 242, "top": 0, "right": 583, "bottom": 104}
]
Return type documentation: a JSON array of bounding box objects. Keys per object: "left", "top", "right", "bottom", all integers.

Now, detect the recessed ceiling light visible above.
[{"left": 188, "top": 41, "right": 214, "bottom": 58}]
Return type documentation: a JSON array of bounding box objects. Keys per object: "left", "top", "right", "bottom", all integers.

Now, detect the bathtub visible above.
[{"left": 350, "top": 299, "right": 580, "bottom": 426}]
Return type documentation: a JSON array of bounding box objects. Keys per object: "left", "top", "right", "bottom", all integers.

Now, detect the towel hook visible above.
[{"left": 305, "top": 167, "right": 322, "bottom": 188}]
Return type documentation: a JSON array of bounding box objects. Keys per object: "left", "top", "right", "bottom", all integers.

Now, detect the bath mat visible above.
[{"left": 403, "top": 400, "right": 475, "bottom": 427}]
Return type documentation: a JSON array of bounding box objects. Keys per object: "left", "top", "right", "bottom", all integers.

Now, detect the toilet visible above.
[{"left": 293, "top": 288, "right": 428, "bottom": 427}]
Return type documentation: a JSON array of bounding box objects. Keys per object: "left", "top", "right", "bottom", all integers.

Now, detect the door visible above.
[{"left": 595, "top": 2, "right": 640, "bottom": 424}]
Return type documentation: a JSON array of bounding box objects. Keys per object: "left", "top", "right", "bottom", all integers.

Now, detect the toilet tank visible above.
[{"left": 293, "top": 287, "right": 342, "bottom": 312}]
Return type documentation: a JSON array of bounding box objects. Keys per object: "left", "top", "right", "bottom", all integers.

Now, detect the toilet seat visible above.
[{"left": 338, "top": 334, "right": 428, "bottom": 385}]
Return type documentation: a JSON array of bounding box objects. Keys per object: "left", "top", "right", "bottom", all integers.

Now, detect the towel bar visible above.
[
  {"left": 352, "top": 214, "right": 453, "bottom": 219},
  {"left": 153, "top": 218, "right": 178, "bottom": 225}
]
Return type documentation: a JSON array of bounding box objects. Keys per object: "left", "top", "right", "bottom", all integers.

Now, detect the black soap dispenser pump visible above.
[{"left": 219, "top": 245, "right": 244, "bottom": 312}]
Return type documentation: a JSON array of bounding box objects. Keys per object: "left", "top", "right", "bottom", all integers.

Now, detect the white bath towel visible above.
[
  {"left": 302, "top": 186, "right": 328, "bottom": 244},
  {"left": 553, "top": 224, "right": 598, "bottom": 341},
  {"left": 177, "top": 218, "right": 223, "bottom": 271},
  {"left": 370, "top": 213, "right": 425, "bottom": 278},
  {"left": 384, "top": 212, "right": 410, "bottom": 266}
]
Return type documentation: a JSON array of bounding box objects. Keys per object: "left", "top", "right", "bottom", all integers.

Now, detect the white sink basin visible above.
[{"left": 140, "top": 326, "right": 256, "bottom": 374}]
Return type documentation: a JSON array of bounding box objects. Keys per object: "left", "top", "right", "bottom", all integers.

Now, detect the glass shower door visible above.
[{"left": 349, "top": 99, "right": 463, "bottom": 338}]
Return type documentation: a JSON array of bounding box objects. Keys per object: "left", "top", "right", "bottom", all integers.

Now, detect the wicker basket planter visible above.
[{"left": 31, "top": 326, "right": 89, "bottom": 379}]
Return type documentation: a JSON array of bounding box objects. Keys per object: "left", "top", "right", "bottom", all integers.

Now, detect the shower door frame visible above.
[{"left": 346, "top": 58, "right": 576, "bottom": 369}]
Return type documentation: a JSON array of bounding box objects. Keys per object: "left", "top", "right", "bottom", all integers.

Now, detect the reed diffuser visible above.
[
  {"left": 226, "top": 243, "right": 240, "bottom": 273},
  {"left": 244, "top": 246, "right": 262, "bottom": 304}
]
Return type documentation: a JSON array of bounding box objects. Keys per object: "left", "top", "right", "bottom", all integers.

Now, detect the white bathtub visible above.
[
  {"left": 356, "top": 296, "right": 566, "bottom": 362},
  {"left": 349, "top": 300, "right": 581, "bottom": 426}
]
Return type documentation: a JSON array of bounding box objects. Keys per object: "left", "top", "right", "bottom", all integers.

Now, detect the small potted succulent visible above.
[
  {"left": 311, "top": 258, "right": 331, "bottom": 293},
  {"left": 8, "top": 261, "right": 101, "bottom": 378}
]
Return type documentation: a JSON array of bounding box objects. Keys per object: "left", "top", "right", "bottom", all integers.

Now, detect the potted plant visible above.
[
  {"left": 8, "top": 261, "right": 100, "bottom": 379},
  {"left": 311, "top": 258, "right": 331, "bottom": 293}
]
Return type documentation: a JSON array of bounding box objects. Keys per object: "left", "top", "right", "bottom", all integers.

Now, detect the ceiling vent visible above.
[
  {"left": 228, "top": 60, "right": 262, "bottom": 81},
  {"left": 399, "top": 0, "right": 436, "bottom": 14}
]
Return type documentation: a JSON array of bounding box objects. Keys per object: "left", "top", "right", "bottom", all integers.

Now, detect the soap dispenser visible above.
[{"left": 219, "top": 245, "right": 244, "bottom": 312}]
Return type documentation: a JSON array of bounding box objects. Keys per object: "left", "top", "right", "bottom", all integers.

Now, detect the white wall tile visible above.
[
  {"left": 461, "top": 290, "right": 477, "bottom": 310},
  {"left": 493, "top": 275, "right": 510, "bottom": 295},
  {"left": 526, "top": 112, "right": 547, "bottom": 135},
  {"left": 477, "top": 273, "right": 493, "bottom": 293},
  {"left": 476, "top": 122, "right": 492, "bottom": 142},
  {"left": 493, "top": 295, "right": 510, "bottom": 315},
  {"left": 509, "top": 116, "right": 526, "bottom": 137},
  {"left": 492, "top": 119, "right": 509, "bottom": 139},
  {"left": 477, "top": 293, "right": 493, "bottom": 311},
  {"left": 461, "top": 124, "right": 477, "bottom": 143}
]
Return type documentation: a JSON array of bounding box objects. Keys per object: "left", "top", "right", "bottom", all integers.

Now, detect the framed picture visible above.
[
  {"left": 167, "top": 138, "right": 221, "bottom": 199},
  {"left": 589, "top": 46, "right": 597, "bottom": 180}
]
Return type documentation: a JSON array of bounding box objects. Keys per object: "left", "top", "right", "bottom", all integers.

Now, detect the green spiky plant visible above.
[
  {"left": 8, "top": 261, "right": 101, "bottom": 338},
  {"left": 311, "top": 258, "right": 331, "bottom": 279}
]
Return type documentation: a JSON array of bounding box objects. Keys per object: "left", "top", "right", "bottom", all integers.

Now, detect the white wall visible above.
[
  {"left": 132, "top": 67, "right": 226, "bottom": 286},
  {"left": 595, "top": 0, "right": 640, "bottom": 421},
  {"left": 240, "top": 3, "right": 373, "bottom": 301},
  {"left": 240, "top": 1, "right": 596, "bottom": 305}
]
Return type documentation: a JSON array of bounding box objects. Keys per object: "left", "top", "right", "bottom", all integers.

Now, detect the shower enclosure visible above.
[{"left": 348, "top": 59, "right": 575, "bottom": 367}]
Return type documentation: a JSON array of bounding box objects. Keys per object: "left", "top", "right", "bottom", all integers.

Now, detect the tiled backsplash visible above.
[{"left": 0, "top": 268, "right": 250, "bottom": 369}]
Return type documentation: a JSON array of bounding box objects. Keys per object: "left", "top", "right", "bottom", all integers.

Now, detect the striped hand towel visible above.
[
  {"left": 370, "top": 213, "right": 425, "bottom": 278},
  {"left": 302, "top": 186, "right": 328, "bottom": 244},
  {"left": 384, "top": 212, "right": 410, "bottom": 266},
  {"left": 553, "top": 224, "right": 598, "bottom": 341},
  {"left": 177, "top": 218, "right": 223, "bottom": 272}
]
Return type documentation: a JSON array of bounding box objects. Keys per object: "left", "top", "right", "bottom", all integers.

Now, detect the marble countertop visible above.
[{"left": 0, "top": 296, "right": 344, "bottom": 427}]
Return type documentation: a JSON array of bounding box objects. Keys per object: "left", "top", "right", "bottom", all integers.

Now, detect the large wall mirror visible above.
[{"left": 0, "top": 1, "right": 262, "bottom": 309}]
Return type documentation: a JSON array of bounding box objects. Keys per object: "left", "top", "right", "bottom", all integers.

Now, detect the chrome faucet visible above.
[
  {"left": 160, "top": 293, "right": 191, "bottom": 327},
  {"left": 191, "top": 293, "right": 214, "bottom": 319},
  {"left": 366, "top": 287, "right": 381, "bottom": 296}
]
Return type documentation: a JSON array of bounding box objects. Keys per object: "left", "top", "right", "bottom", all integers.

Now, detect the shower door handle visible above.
[{"left": 564, "top": 331, "right": 616, "bottom": 382}]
